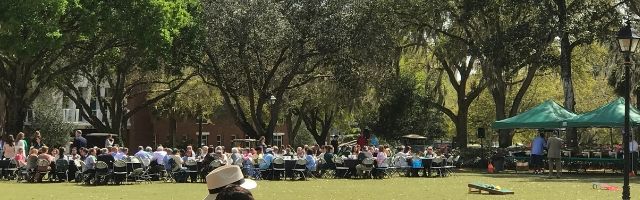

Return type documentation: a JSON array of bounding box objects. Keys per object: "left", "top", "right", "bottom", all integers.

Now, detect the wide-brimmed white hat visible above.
[{"left": 203, "top": 165, "right": 257, "bottom": 200}]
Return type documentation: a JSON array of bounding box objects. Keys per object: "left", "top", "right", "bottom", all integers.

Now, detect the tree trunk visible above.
[
  {"left": 560, "top": 35, "right": 578, "bottom": 147},
  {"left": 4, "top": 95, "right": 28, "bottom": 135},
  {"left": 455, "top": 109, "right": 469, "bottom": 149}
]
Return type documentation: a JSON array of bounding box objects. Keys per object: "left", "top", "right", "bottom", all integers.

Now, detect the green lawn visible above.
[{"left": 2, "top": 172, "right": 639, "bottom": 200}]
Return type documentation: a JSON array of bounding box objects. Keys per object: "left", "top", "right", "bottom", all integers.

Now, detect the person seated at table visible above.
[
  {"left": 259, "top": 148, "right": 274, "bottom": 179},
  {"left": 109, "top": 146, "right": 119, "bottom": 157},
  {"left": 304, "top": 149, "right": 317, "bottom": 179},
  {"left": 230, "top": 148, "right": 242, "bottom": 165},
  {"left": 134, "top": 146, "right": 149, "bottom": 160},
  {"left": 69, "top": 148, "right": 80, "bottom": 161},
  {"left": 376, "top": 146, "right": 388, "bottom": 168},
  {"left": 424, "top": 146, "right": 435, "bottom": 158},
  {"left": 258, "top": 148, "right": 272, "bottom": 169},
  {"left": 394, "top": 146, "right": 407, "bottom": 167},
  {"left": 355, "top": 146, "right": 374, "bottom": 177},
  {"left": 352, "top": 145, "right": 361, "bottom": 156},
  {"left": 78, "top": 147, "right": 88, "bottom": 161},
  {"left": 152, "top": 146, "right": 167, "bottom": 166},
  {"left": 50, "top": 148, "right": 60, "bottom": 162},
  {"left": 322, "top": 146, "right": 335, "bottom": 168},
  {"left": 97, "top": 148, "right": 115, "bottom": 169},
  {"left": 33, "top": 146, "right": 54, "bottom": 182},
  {"left": 25, "top": 148, "right": 39, "bottom": 182},
  {"left": 185, "top": 145, "right": 196, "bottom": 160},
  {"left": 162, "top": 148, "right": 175, "bottom": 172},
  {"left": 295, "top": 147, "right": 305, "bottom": 158},
  {"left": 37, "top": 146, "right": 54, "bottom": 162},
  {"left": 253, "top": 147, "right": 263, "bottom": 161},
  {"left": 117, "top": 147, "right": 129, "bottom": 160},
  {"left": 357, "top": 146, "right": 373, "bottom": 161},
  {"left": 83, "top": 148, "right": 97, "bottom": 183},
  {"left": 240, "top": 148, "right": 256, "bottom": 178},
  {"left": 14, "top": 147, "right": 27, "bottom": 167}
]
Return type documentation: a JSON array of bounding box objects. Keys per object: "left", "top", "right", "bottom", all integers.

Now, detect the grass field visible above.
[{"left": 2, "top": 172, "right": 639, "bottom": 200}]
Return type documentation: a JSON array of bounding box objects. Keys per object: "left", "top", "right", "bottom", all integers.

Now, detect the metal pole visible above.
[{"left": 623, "top": 53, "right": 631, "bottom": 200}]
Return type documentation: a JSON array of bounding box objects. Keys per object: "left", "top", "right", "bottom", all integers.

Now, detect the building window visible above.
[
  {"left": 198, "top": 132, "right": 210, "bottom": 147},
  {"left": 273, "top": 135, "right": 283, "bottom": 147},
  {"left": 216, "top": 135, "right": 222, "bottom": 146},
  {"left": 230, "top": 135, "right": 236, "bottom": 147},
  {"left": 200, "top": 135, "right": 208, "bottom": 147}
]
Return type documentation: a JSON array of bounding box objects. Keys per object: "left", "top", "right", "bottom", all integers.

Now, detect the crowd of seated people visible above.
[{"left": 0, "top": 131, "right": 458, "bottom": 184}]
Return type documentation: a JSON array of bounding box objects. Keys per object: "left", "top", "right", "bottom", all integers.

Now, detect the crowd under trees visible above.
[{"left": 0, "top": 0, "right": 639, "bottom": 148}]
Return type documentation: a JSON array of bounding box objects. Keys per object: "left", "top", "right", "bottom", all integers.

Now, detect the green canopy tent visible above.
[
  {"left": 492, "top": 100, "right": 577, "bottom": 129},
  {"left": 565, "top": 98, "right": 640, "bottom": 128}
]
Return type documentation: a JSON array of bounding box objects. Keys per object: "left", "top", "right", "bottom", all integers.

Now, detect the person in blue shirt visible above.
[
  {"left": 163, "top": 148, "right": 174, "bottom": 171},
  {"left": 259, "top": 148, "right": 274, "bottom": 179},
  {"left": 305, "top": 148, "right": 316, "bottom": 172},
  {"left": 530, "top": 132, "right": 547, "bottom": 174},
  {"left": 259, "top": 148, "right": 274, "bottom": 170}
]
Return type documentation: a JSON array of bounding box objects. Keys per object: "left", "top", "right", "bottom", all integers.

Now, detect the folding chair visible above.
[
  {"left": 430, "top": 157, "right": 445, "bottom": 177},
  {"left": 361, "top": 158, "right": 375, "bottom": 179},
  {"left": 375, "top": 158, "right": 391, "bottom": 179},
  {"left": 74, "top": 160, "right": 86, "bottom": 184},
  {"left": 5, "top": 159, "right": 19, "bottom": 180},
  {"left": 444, "top": 156, "right": 459, "bottom": 176},
  {"left": 333, "top": 157, "right": 350, "bottom": 178},
  {"left": 35, "top": 159, "right": 51, "bottom": 182},
  {"left": 137, "top": 158, "right": 153, "bottom": 183},
  {"left": 95, "top": 161, "right": 110, "bottom": 185},
  {"left": 54, "top": 159, "right": 69, "bottom": 182},
  {"left": 184, "top": 159, "right": 199, "bottom": 183},
  {"left": 272, "top": 157, "right": 286, "bottom": 180},
  {"left": 113, "top": 160, "right": 128, "bottom": 184},
  {"left": 292, "top": 158, "right": 307, "bottom": 180}
]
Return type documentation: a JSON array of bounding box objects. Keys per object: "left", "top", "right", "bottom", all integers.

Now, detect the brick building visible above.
[{"left": 126, "top": 94, "right": 289, "bottom": 150}]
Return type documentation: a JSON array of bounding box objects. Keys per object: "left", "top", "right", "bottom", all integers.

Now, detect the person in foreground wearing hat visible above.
[
  {"left": 216, "top": 185, "right": 255, "bottom": 200},
  {"left": 203, "top": 165, "right": 257, "bottom": 200}
]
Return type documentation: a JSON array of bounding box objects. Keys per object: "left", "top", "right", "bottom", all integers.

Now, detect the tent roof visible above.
[
  {"left": 566, "top": 98, "right": 640, "bottom": 128},
  {"left": 492, "top": 100, "right": 577, "bottom": 129}
]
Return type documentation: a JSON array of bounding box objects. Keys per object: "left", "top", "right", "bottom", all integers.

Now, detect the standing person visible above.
[
  {"left": 356, "top": 133, "right": 367, "bottom": 147},
  {"left": 31, "top": 131, "right": 45, "bottom": 149},
  {"left": 547, "top": 131, "right": 563, "bottom": 179},
  {"left": 3, "top": 135, "right": 16, "bottom": 159},
  {"left": 630, "top": 137, "right": 639, "bottom": 175},
  {"left": 330, "top": 135, "right": 339, "bottom": 153},
  {"left": 105, "top": 134, "right": 115, "bottom": 148},
  {"left": 257, "top": 136, "right": 267, "bottom": 150},
  {"left": 530, "top": 132, "right": 546, "bottom": 174},
  {"left": 15, "top": 132, "right": 27, "bottom": 154},
  {"left": 71, "top": 130, "right": 87, "bottom": 149}
]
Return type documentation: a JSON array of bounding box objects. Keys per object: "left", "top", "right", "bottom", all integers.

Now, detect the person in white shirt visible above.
[
  {"left": 152, "top": 146, "right": 167, "bottom": 165},
  {"left": 393, "top": 146, "right": 408, "bottom": 168},
  {"left": 105, "top": 135, "right": 115, "bottom": 148}
]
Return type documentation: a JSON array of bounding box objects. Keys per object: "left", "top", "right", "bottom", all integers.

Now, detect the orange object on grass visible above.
[{"left": 487, "top": 162, "right": 495, "bottom": 173}]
